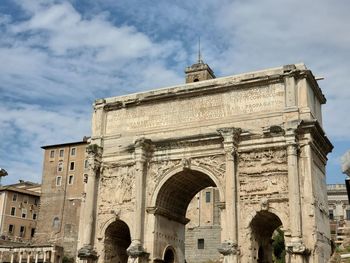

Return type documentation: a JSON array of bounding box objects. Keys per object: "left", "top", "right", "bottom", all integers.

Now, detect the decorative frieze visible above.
[{"left": 238, "top": 148, "right": 287, "bottom": 175}]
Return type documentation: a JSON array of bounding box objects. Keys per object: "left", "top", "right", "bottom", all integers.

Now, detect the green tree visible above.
[{"left": 272, "top": 228, "right": 285, "bottom": 263}]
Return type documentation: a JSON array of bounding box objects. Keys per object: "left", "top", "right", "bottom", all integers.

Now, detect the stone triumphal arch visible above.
[{"left": 77, "top": 62, "right": 333, "bottom": 263}]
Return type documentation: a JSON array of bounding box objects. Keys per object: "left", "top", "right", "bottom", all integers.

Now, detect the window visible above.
[
  {"left": 19, "top": 226, "right": 25, "bottom": 237},
  {"left": 33, "top": 213, "right": 37, "bottom": 220},
  {"left": 84, "top": 174, "right": 88, "bottom": 183},
  {"left": 8, "top": 224, "right": 14, "bottom": 234},
  {"left": 329, "top": 210, "right": 334, "bottom": 220},
  {"left": 21, "top": 208, "right": 27, "bottom": 218},
  {"left": 56, "top": 176, "right": 62, "bottom": 186},
  {"left": 69, "top": 162, "right": 75, "bottom": 171},
  {"left": 71, "top": 147, "right": 76, "bottom": 156},
  {"left": 84, "top": 159, "right": 88, "bottom": 169},
  {"left": 12, "top": 193, "right": 17, "bottom": 201},
  {"left": 68, "top": 175, "right": 74, "bottom": 185},
  {"left": 34, "top": 198, "right": 39, "bottom": 206},
  {"left": 59, "top": 149, "right": 64, "bottom": 158},
  {"left": 50, "top": 150, "right": 55, "bottom": 158},
  {"left": 197, "top": 238, "right": 204, "bottom": 249},
  {"left": 205, "top": 192, "right": 211, "bottom": 203},
  {"left": 23, "top": 197, "right": 28, "bottom": 204},
  {"left": 57, "top": 162, "right": 63, "bottom": 172},
  {"left": 10, "top": 207, "right": 16, "bottom": 216},
  {"left": 346, "top": 210, "right": 350, "bottom": 220},
  {"left": 53, "top": 217, "right": 60, "bottom": 229},
  {"left": 31, "top": 228, "right": 35, "bottom": 238}
]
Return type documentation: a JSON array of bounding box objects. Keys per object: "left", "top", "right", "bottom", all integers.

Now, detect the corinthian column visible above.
[
  {"left": 217, "top": 128, "right": 241, "bottom": 263},
  {"left": 78, "top": 144, "right": 102, "bottom": 262},
  {"left": 127, "top": 138, "right": 153, "bottom": 260},
  {"left": 285, "top": 128, "right": 305, "bottom": 259}
]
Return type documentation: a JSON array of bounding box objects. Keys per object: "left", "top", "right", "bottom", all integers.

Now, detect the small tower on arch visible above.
[{"left": 185, "top": 40, "right": 216, "bottom": 83}]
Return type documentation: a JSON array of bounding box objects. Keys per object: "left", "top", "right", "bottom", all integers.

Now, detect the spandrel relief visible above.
[
  {"left": 147, "top": 155, "right": 225, "bottom": 197},
  {"left": 99, "top": 165, "right": 136, "bottom": 206},
  {"left": 191, "top": 155, "right": 226, "bottom": 178},
  {"left": 147, "top": 159, "right": 182, "bottom": 196}
]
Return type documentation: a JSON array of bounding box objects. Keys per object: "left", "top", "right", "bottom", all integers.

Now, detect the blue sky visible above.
[{"left": 0, "top": 0, "right": 349, "bottom": 185}]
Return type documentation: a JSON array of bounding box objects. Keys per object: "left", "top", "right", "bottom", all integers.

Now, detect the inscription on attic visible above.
[{"left": 105, "top": 84, "right": 284, "bottom": 134}]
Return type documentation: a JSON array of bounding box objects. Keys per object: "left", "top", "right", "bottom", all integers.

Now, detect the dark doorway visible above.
[
  {"left": 250, "top": 211, "right": 285, "bottom": 263},
  {"left": 104, "top": 220, "right": 131, "bottom": 263},
  {"left": 164, "top": 248, "right": 175, "bottom": 263}
]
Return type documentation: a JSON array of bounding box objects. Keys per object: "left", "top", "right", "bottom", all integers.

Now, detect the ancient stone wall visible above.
[{"left": 77, "top": 64, "right": 333, "bottom": 263}]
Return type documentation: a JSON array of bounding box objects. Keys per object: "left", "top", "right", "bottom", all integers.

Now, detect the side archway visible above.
[
  {"left": 104, "top": 220, "right": 131, "bottom": 263},
  {"left": 250, "top": 211, "right": 284, "bottom": 263},
  {"left": 163, "top": 246, "right": 176, "bottom": 263}
]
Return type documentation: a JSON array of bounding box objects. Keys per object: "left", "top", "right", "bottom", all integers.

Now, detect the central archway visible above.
[{"left": 152, "top": 167, "right": 221, "bottom": 263}]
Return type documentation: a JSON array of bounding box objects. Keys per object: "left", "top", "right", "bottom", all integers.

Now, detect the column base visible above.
[
  {"left": 218, "top": 241, "right": 239, "bottom": 256},
  {"left": 286, "top": 239, "right": 309, "bottom": 255},
  {"left": 77, "top": 245, "right": 98, "bottom": 261},
  {"left": 127, "top": 240, "right": 148, "bottom": 258}
]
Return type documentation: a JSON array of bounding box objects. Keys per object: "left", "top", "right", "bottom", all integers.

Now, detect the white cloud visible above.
[
  {"left": 0, "top": 103, "right": 91, "bottom": 184},
  {"left": 10, "top": 2, "right": 174, "bottom": 61},
  {"left": 1, "top": 0, "right": 349, "bottom": 185}
]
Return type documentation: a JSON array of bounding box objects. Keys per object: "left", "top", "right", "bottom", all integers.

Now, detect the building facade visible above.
[
  {"left": 0, "top": 181, "right": 40, "bottom": 243},
  {"left": 327, "top": 184, "right": 350, "bottom": 246},
  {"left": 34, "top": 138, "right": 88, "bottom": 259},
  {"left": 185, "top": 187, "right": 221, "bottom": 263}
]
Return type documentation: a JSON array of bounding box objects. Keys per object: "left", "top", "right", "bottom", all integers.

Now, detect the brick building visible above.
[
  {"left": 185, "top": 187, "right": 221, "bottom": 263},
  {"left": 34, "top": 138, "right": 88, "bottom": 259},
  {"left": 0, "top": 181, "right": 40, "bottom": 243}
]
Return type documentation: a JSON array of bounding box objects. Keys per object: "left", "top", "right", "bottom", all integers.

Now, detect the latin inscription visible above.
[{"left": 106, "top": 84, "right": 284, "bottom": 133}]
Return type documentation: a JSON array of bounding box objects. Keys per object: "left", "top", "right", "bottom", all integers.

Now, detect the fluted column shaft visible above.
[
  {"left": 287, "top": 142, "right": 302, "bottom": 238},
  {"left": 217, "top": 128, "right": 241, "bottom": 263},
  {"left": 77, "top": 145, "right": 102, "bottom": 262},
  {"left": 127, "top": 138, "right": 152, "bottom": 259},
  {"left": 285, "top": 128, "right": 305, "bottom": 260}
]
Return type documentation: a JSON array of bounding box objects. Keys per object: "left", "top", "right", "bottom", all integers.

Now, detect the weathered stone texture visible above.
[{"left": 77, "top": 63, "right": 333, "bottom": 263}]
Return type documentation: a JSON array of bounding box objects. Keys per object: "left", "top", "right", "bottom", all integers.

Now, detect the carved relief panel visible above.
[
  {"left": 238, "top": 148, "right": 288, "bottom": 200},
  {"left": 98, "top": 164, "right": 136, "bottom": 214}
]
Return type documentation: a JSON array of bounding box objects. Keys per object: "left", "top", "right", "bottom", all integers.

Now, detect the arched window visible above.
[{"left": 53, "top": 217, "right": 60, "bottom": 229}]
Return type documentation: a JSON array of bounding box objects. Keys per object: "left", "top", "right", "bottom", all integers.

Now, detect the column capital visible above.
[
  {"left": 287, "top": 143, "right": 298, "bottom": 156},
  {"left": 217, "top": 127, "right": 241, "bottom": 154},
  {"left": 86, "top": 144, "right": 102, "bottom": 173},
  {"left": 86, "top": 144, "right": 103, "bottom": 157},
  {"left": 134, "top": 137, "right": 153, "bottom": 162}
]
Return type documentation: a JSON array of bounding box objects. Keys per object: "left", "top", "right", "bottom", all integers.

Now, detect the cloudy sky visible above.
[{"left": 0, "top": 0, "right": 349, "bottom": 185}]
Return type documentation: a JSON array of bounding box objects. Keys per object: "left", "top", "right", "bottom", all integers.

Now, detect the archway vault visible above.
[{"left": 149, "top": 167, "right": 218, "bottom": 224}]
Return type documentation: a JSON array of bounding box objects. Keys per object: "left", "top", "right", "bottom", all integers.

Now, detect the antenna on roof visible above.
[{"left": 198, "top": 36, "right": 203, "bottom": 64}]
